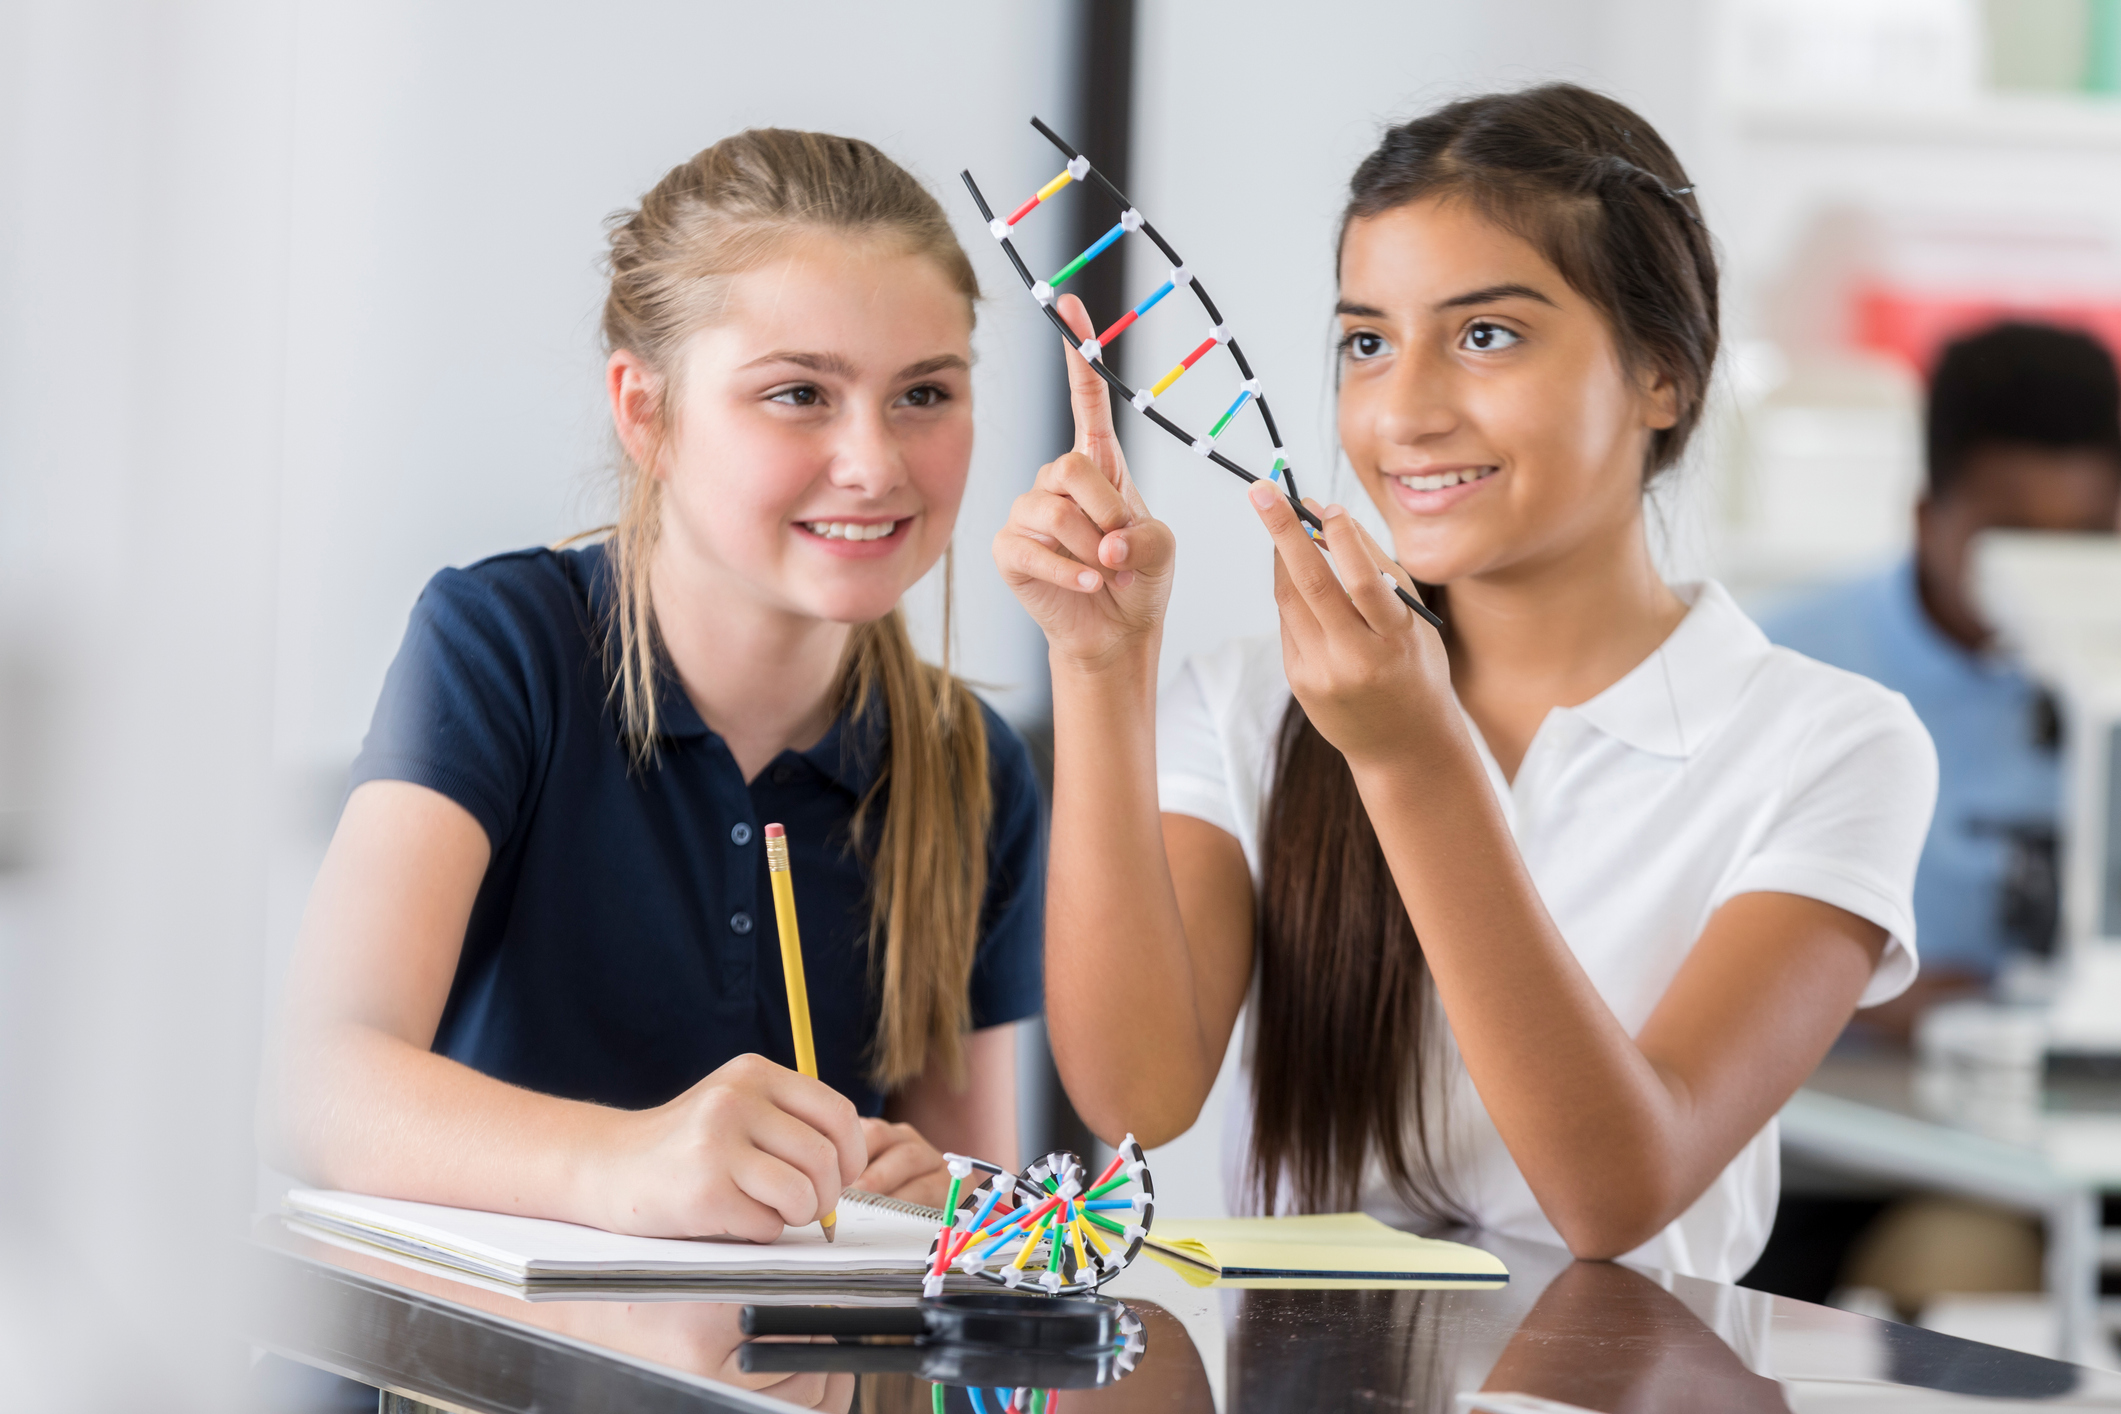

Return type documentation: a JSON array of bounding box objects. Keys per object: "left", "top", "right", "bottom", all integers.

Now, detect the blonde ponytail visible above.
[{"left": 841, "top": 571, "right": 992, "bottom": 1087}]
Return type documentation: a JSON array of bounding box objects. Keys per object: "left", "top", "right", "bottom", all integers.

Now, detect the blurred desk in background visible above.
[{"left": 1786, "top": 1051, "right": 2121, "bottom": 1367}]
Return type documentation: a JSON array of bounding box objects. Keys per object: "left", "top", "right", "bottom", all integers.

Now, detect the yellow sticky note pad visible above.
[{"left": 1152, "top": 1213, "right": 1508, "bottom": 1290}]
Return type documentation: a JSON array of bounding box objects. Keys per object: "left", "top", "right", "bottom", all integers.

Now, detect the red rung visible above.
[
  {"left": 1004, "top": 194, "right": 1041, "bottom": 227},
  {"left": 1178, "top": 335, "right": 1218, "bottom": 370},
  {"left": 1096, "top": 309, "right": 1140, "bottom": 347}
]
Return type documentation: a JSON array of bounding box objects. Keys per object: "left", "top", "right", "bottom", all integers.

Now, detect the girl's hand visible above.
[
  {"left": 994, "top": 295, "right": 1175, "bottom": 672},
  {"left": 592, "top": 1052, "right": 866, "bottom": 1243},
  {"left": 1248, "top": 484, "right": 1455, "bottom": 766},
  {"left": 853, "top": 1117, "right": 953, "bottom": 1209}
]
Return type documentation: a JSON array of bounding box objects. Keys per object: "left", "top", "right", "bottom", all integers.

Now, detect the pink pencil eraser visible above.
[{"left": 763, "top": 823, "right": 785, "bottom": 839}]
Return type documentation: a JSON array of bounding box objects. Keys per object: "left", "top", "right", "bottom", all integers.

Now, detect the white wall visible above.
[{"left": 0, "top": 2, "right": 295, "bottom": 1406}]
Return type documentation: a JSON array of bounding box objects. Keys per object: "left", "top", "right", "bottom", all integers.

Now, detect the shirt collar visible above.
[
  {"left": 1566, "top": 580, "right": 1772, "bottom": 759},
  {"left": 570, "top": 539, "right": 886, "bottom": 789},
  {"left": 791, "top": 687, "right": 887, "bottom": 797}
]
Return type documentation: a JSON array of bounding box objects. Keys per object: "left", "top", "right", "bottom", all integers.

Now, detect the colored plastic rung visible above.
[
  {"left": 1148, "top": 335, "right": 1220, "bottom": 398},
  {"left": 1049, "top": 219, "right": 1128, "bottom": 289}
]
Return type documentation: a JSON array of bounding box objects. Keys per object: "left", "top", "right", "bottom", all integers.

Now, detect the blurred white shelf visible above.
[{"left": 1731, "top": 94, "right": 2121, "bottom": 150}]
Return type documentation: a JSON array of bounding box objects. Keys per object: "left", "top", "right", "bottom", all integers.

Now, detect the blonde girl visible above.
[{"left": 267, "top": 130, "right": 1042, "bottom": 1240}]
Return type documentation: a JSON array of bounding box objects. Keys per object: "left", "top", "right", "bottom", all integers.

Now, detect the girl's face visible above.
[
  {"left": 1335, "top": 197, "right": 1678, "bottom": 586},
  {"left": 640, "top": 233, "right": 975, "bottom": 624}
]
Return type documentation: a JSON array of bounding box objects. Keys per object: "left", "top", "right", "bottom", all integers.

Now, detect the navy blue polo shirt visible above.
[{"left": 348, "top": 542, "right": 1045, "bottom": 1115}]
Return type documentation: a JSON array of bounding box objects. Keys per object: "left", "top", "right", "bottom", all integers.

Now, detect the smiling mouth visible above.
[
  {"left": 1394, "top": 466, "right": 1498, "bottom": 492},
  {"left": 799, "top": 519, "right": 907, "bottom": 542}
]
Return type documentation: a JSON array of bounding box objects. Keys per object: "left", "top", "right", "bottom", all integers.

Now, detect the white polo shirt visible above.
[{"left": 1156, "top": 580, "right": 1937, "bottom": 1282}]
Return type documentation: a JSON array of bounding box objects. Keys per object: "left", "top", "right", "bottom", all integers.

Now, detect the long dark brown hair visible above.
[{"left": 1248, "top": 84, "right": 1721, "bottom": 1216}]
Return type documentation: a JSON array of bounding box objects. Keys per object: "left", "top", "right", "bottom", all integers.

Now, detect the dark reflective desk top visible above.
[{"left": 251, "top": 1217, "right": 2121, "bottom": 1411}]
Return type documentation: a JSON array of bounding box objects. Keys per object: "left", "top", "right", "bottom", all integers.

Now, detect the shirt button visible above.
[
  {"left": 772, "top": 763, "right": 796, "bottom": 785},
  {"left": 730, "top": 911, "right": 754, "bottom": 935},
  {"left": 730, "top": 822, "right": 753, "bottom": 846}
]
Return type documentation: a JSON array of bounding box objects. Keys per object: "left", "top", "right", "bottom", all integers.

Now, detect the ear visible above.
[
  {"left": 1640, "top": 365, "right": 1682, "bottom": 432},
  {"left": 607, "top": 349, "right": 665, "bottom": 475}
]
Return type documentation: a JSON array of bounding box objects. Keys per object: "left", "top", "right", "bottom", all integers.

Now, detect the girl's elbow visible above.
[
  {"left": 1551, "top": 1183, "right": 1685, "bottom": 1261},
  {"left": 1074, "top": 1085, "right": 1203, "bottom": 1152},
  {"left": 1558, "top": 1223, "right": 1653, "bottom": 1263}
]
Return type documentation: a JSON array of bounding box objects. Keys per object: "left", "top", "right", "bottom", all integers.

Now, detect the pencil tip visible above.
[{"left": 821, "top": 1209, "right": 837, "bottom": 1243}]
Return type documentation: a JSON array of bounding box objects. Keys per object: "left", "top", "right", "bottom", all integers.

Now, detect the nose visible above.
[
  {"left": 827, "top": 400, "right": 909, "bottom": 502},
  {"left": 1375, "top": 339, "right": 1459, "bottom": 447}
]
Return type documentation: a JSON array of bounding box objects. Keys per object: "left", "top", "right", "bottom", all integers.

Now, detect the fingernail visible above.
[
  {"left": 1108, "top": 538, "right": 1129, "bottom": 565},
  {"left": 1325, "top": 502, "right": 1347, "bottom": 519},
  {"left": 1076, "top": 569, "right": 1100, "bottom": 590},
  {"left": 1116, "top": 570, "right": 1136, "bottom": 588},
  {"left": 1248, "top": 482, "right": 1276, "bottom": 509}
]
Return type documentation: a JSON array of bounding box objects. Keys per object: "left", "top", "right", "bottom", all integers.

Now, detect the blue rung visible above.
[
  {"left": 1050, "top": 220, "right": 1128, "bottom": 286},
  {"left": 1133, "top": 278, "right": 1176, "bottom": 319}
]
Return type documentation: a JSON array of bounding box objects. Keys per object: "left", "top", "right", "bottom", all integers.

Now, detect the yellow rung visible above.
[
  {"left": 1011, "top": 1212, "right": 1052, "bottom": 1270},
  {"left": 1070, "top": 1216, "right": 1091, "bottom": 1270},
  {"left": 1036, "top": 170, "right": 1074, "bottom": 202},
  {"left": 1149, "top": 362, "right": 1187, "bottom": 398}
]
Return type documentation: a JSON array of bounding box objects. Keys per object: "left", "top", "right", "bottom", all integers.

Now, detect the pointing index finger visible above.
[{"left": 1056, "top": 295, "right": 1122, "bottom": 479}]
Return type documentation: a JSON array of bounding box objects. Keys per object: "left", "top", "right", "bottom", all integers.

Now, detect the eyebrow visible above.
[
  {"left": 895, "top": 353, "right": 970, "bottom": 380},
  {"left": 737, "top": 350, "right": 970, "bottom": 380},
  {"left": 1334, "top": 283, "right": 1560, "bottom": 319}
]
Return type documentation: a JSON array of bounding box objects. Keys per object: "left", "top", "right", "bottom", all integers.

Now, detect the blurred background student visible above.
[
  {"left": 1744, "top": 320, "right": 2121, "bottom": 1322},
  {"left": 1761, "top": 322, "right": 2121, "bottom": 1041}
]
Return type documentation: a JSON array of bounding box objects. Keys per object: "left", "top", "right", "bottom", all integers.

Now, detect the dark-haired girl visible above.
[{"left": 996, "top": 84, "right": 1936, "bottom": 1280}]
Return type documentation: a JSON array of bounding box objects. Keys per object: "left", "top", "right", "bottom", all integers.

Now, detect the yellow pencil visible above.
[{"left": 762, "top": 823, "right": 834, "bottom": 1242}]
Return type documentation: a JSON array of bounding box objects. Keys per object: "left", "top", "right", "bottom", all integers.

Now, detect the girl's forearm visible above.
[
  {"left": 1043, "top": 645, "right": 1218, "bottom": 1146},
  {"left": 274, "top": 1021, "right": 612, "bottom": 1222},
  {"left": 1351, "top": 740, "right": 1692, "bottom": 1254}
]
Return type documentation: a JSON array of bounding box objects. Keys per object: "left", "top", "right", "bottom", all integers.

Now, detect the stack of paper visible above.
[{"left": 282, "top": 1188, "right": 939, "bottom": 1292}]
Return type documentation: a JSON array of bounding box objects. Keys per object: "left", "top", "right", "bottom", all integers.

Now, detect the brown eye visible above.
[
  {"left": 1342, "top": 332, "right": 1387, "bottom": 361},
  {"left": 1462, "top": 322, "right": 1521, "bottom": 352},
  {"left": 771, "top": 385, "right": 822, "bottom": 406},
  {"left": 899, "top": 384, "right": 949, "bottom": 408}
]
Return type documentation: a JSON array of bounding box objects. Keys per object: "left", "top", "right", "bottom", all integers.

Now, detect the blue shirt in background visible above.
[
  {"left": 349, "top": 542, "right": 1046, "bottom": 1116},
  {"left": 1758, "top": 556, "right": 2058, "bottom": 978}
]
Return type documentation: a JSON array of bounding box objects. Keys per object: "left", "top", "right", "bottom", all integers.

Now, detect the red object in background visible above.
[{"left": 1852, "top": 283, "right": 2121, "bottom": 382}]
